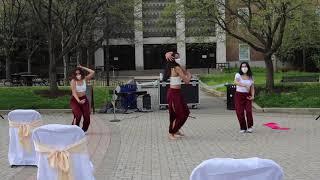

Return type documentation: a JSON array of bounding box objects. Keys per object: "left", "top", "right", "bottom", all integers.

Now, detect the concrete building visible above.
[{"left": 94, "top": 0, "right": 270, "bottom": 71}]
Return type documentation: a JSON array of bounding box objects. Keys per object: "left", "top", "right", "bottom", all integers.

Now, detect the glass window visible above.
[{"left": 239, "top": 44, "right": 250, "bottom": 61}]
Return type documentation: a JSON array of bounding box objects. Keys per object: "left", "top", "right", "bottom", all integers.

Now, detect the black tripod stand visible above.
[{"left": 316, "top": 115, "right": 320, "bottom": 120}]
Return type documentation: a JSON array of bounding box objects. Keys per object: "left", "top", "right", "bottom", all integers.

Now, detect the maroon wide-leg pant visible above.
[
  {"left": 167, "top": 88, "right": 190, "bottom": 134},
  {"left": 235, "top": 91, "right": 253, "bottom": 130},
  {"left": 70, "top": 96, "right": 90, "bottom": 132}
]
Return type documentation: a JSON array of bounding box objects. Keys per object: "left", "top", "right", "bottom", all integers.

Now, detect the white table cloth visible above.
[
  {"left": 8, "top": 109, "right": 42, "bottom": 166},
  {"left": 32, "top": 124, "right": 94, "bottom": 180},
  {"left": 190, "top": 157, "right": 283, "bottom": 180}
]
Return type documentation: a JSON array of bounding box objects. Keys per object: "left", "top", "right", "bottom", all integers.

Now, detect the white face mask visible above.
[
  {"left": 76, "top": 75, "right": 82, "bottom": 80},
  {"left": 175, "top": 58, "right": 181, "bottom": 65},
  {"left": 241, "top": 67, "right": 248, "bottom": 74}
]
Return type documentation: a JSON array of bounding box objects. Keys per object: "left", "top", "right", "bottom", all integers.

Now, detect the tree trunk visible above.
[
  {"left": 63, "top": 53, "right": 70, "bottom": 83},
  {"left": 76, "top": 48, "right": 81, "bottom": 65},
  {"left": 302, "top": 48, "right": 306, "bottom": 72},
  {"left": 103, "top": 44, "right": 110, "bottom": 86},
  {"left": 264, "top": 53, "right": 274, "bottom": 92},
  {"left": 86, "top": 48, "right": 90, "bottom": 67},
  {"left": 27, "top": 56, "right": 32, "bottom": 73},
  {"left": 5, "top": 55, "right": 11, "bottom": 79},
  {"left": 48, "top": 35, "right": 58, "bottom": 93}
]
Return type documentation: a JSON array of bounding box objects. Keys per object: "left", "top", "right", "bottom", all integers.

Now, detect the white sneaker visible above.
[
  {"left": 247, "top": 128, "right": 253, "bottom": 133},
  {"left": 239, "top": 130, "right": 246, "bottom": 133}
]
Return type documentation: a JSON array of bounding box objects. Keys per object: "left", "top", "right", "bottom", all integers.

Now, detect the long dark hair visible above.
[
  {"left": 163, "top": 52, "right": 180, "bottom": 81},
  {"left": 70, "top": 67, "right": 85, "bottom": 80},
  {"left": 239, "top": 62, "right": 253, "bottom": 78}
]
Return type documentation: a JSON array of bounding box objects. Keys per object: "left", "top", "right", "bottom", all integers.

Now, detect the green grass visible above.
[
  {"left": 200, "top": 68, "right": 320, "bottom": 92},
  {"left": 0, "top": 86, "right": 111, "bottom": 110},
  {"left": 255, "top": 84, "right": 320, "bottom": 108},
  {"left": 200, "top": 68, "right": 320, "bottom": 108}
]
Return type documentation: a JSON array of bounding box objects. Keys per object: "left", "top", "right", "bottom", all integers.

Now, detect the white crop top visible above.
[
  {"left": 76, "top": 80, "right": 86, "bottom": 93},
  {"left": 235, "top": 73, "right": 254, "bottom": 93},
  {"left": 170, "top": 76, "right": 181, "bottom": 85}
]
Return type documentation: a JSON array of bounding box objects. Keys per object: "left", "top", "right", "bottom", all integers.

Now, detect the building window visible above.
[
  {"left": 239, "top": 44, "right": 250, "bottom": 61},
  {"left": 238, "top": 7, "right": 249, "bottom": 24},
  {"left": 315, "top": 6, "right": 320, "bottom": 17}
]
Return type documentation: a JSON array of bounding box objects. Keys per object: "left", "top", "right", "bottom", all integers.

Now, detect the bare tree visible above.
[
  {"left": 27, "top": 0, "right": 106, "bottom": 92},
  {"left": 27, "top": 0, "right": 59, "bottom": 92},
  {"left": 0, "top": 0, "right": 25, "bottom": 79},
  {"left": 182, "top": 0, "right": 303, "bottom": 91},
  {"left": 97, "top": 0, "right": 136, "bottom": 86},
  {"left": 54, "top": 0, "right": 106, "bottom": 82},
  {"left": 24, "top": 24, "right": 42, "bottom": 73}
]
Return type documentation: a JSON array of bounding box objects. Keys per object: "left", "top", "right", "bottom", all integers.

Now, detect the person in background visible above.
[
  {"left": 70, "top": 65, "right": 95, "bottom": 133},
  {"left": 234, "top": 62, "right": 255, "bottom": 133},
  {"left": 164, "top": 51, "right": 192, "bottom": 140}
]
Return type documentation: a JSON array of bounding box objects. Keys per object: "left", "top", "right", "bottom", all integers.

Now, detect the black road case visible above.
[{"left": 158, "top": 79, "right": 200, "bottom": 109}]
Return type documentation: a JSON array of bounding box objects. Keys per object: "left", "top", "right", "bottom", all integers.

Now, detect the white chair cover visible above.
[
  {"left": 190, "top": 157, "right": 283, "bottom": 180},
  {"left": 32, "top": 124, "right": 95, "bottom": 180},
  {"left": 8, "top": 109, "right": 42, "bottom": 166}
]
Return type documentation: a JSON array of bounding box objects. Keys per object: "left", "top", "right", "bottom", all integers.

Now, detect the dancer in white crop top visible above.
[
  {"left": 233, "top": 62, "right": 255, "bottom": 133},
  {"left": 164, "top": 52, "right": 192, "bottom": 140},
  {"left": 70, "top": 65, "right": 95, "bottom": 133}
]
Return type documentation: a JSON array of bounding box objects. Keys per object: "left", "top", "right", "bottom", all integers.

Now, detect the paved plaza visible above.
[{"left": 1, "top": 87, "right": 320, "bottom": 180}]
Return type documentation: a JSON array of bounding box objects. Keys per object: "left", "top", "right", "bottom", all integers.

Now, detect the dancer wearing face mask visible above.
[
  {"left": 70, "top": 65, "right": 95, "bottom": 133},
  {"left": 234, "top": 62, "right": 255, "bottom": 133},
  {"left": 164, "top": 52, "right": 192, "bottom": 140}
]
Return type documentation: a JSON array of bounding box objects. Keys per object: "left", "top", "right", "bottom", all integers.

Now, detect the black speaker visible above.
[
  {"left": 143, "top": 94, "right": 151, "bottom": 110},
  {"left": 225, "top": 84, "right": 236, "bottom": 110}
]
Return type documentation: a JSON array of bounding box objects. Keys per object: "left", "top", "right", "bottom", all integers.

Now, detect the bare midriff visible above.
[{"left": 77, "top": 92, "right": 86, "bottom": 98}]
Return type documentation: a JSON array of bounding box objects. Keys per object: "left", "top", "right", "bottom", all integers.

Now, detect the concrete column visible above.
[
  {"left": 94, "top": 48, "right": 104, "bottom": 67},
  {"left": 176, "top": 0, "right": 186, "bottom": 67},
  {"left": 134, "top": 0, "right": 144, "bottom": 70},
  {"left": 93, "top": 29, "right": 104, "bottom": 68},
  {"left": 216, "top": 0, "right": 227, "bottom": 63}
]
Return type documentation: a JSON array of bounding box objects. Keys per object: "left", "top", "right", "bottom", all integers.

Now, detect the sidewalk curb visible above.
[
  {"left": 260, "top": 108, "right": 320, "bottom": 114},
  {"left": 252, "top": 102, "right": 264, "bottom": 113},
  {"left": 199, "top": 80, "right": 225, "bottom": 97}
]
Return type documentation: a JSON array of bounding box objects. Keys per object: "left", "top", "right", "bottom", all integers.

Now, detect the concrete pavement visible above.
[{"left": 1, "top": 87, "right": 320, "bottom": 180}]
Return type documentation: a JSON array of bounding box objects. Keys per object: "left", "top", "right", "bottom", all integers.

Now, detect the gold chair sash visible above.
[
  {"left": 9, "top": 120, "right": 42, "bottom": 152},
  {"left": 34, "top": 137, "right": 88, "bottom": 180}
]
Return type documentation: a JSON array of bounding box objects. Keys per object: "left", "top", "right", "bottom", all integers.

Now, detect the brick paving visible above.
[{"left": 1, "top": 87, "right": 320, "bottom": 180}]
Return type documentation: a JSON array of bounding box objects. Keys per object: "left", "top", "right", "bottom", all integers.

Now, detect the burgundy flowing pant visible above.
[
  {"left": 235, "top": 91, "right": 253, "bottom": 130},
  {"left": 70, "top": 96, "right": 90, "bottom": 132},
  {"left": 167, "top": 88, "right": 190, "bottom": 134}
]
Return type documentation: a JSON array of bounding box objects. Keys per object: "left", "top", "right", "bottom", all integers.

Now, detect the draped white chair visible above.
[
  {"left": 8, "top": 109, "right": 42, "bottom": 166},
  {"left": 32, "top": 124, "right": 95, "bottom": 180},
  {"left": 190, "top": 157, "right": 284, "bottom": 180}
]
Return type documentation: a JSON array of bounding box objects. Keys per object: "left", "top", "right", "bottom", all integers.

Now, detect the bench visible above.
[{"left": 281, "top": 75, "right": 319, "bottom": 83}]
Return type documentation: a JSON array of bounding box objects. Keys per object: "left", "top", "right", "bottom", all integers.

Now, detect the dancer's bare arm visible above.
[
  {"left": 175, "top": 66, "right": 191, "bottom": 84},
  {"left": 248, "top": 84, "right": 255, "bottom": 100},
  {"left": 78, "top": 65, "right": 95, "bottom": 80}
]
